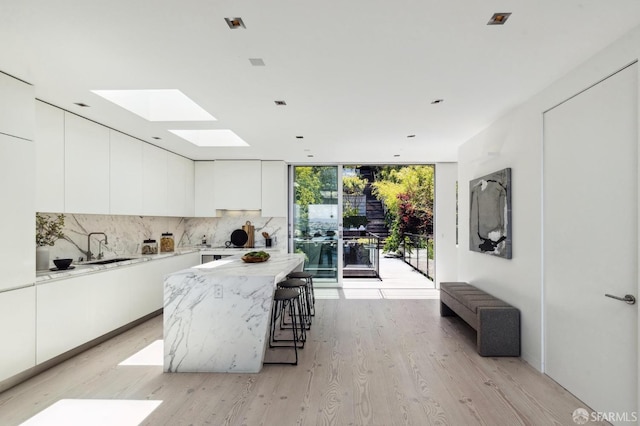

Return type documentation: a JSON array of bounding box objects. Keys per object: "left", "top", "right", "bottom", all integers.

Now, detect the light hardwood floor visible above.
[{"left": 0, "top": 295, "right": 602, "bottom": 425}]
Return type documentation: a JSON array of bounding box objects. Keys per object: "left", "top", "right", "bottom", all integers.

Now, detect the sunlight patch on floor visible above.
[
  {"left": 314, "top": 288, "right": 341, "bottom": 299},
  {"left": 119, "top": 340, "right": 163, "bottom": 366},
  {"left": 20, "top": 399, "right": 162, "bottom": 426}
]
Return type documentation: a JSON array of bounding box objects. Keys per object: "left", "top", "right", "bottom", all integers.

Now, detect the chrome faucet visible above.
[{"left": 87, "top": 232, "right": 108, "bottom": 261}]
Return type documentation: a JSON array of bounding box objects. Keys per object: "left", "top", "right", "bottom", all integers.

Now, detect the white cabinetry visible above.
[
  {"left": 0, "top": 72, "right": 34, "bottom": 141},
  {"left": 261, "top": 161, "right": 288, "bottom": 217},
  {"left": 36, "top": 253, "right": 199, "bottom": 363},
  {"left": 110, "top": 131, "right": 143, "bottom": 215},
  {"left": 142, "top": 143, "right": 168, "bottom": 216},
  {"left": 194, "top": 161, "right": 216, "bottom": 216},
  {"left": 0, "top": 287, "right": 35, "bottom": 382},
  {"left": 167, "top": 153, "right": 194, "bottom": 217},
  {"left": 0, "top": 133, "right": 35, "bottom": 290},
  {"left": 64, "top": 113, "right": 110, "bottom": 214},
  {"left": 35, "top": 102, "right": 65, "bottom": 212},
  {"left": 213, "top": 160, "right": 261, "bottom": 210}
]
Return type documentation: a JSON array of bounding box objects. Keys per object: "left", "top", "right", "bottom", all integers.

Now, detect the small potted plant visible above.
[{"left": 36, "top": 213, "right": 65, "bottom": 270}]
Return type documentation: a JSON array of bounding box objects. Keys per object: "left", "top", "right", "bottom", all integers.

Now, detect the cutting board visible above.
[{"left": 242, "top": 221, "right": 255, "bottom": 248}]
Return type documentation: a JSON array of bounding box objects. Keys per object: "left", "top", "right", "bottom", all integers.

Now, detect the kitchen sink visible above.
[{"left": 85, "top": 257, "right": 134, "bottom": 265}]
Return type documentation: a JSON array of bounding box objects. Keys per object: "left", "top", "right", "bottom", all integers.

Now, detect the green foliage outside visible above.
[{"left": 371, "top": 165, "right": 434, "bottom": 253}]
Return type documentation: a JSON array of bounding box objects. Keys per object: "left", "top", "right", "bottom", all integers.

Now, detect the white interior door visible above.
[{"left": 543, "top": 63, "right": 638, "bottom": 419}]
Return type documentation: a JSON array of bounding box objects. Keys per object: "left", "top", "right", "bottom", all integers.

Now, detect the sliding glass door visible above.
[{"left": 290, "top": 166, "right": 342, "bottom": 284}]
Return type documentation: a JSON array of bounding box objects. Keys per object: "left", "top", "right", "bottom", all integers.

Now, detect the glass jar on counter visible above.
[
  {"left": 160, "top": 232, "right": 174, "bottom": 253},
  {"left": 141, "top": 239, "right": 158, "bottom": 255}
]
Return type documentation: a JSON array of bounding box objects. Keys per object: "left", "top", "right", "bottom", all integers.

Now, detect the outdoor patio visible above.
[{"left": 316, "top": 253, "right": 439, "bottom": 300}]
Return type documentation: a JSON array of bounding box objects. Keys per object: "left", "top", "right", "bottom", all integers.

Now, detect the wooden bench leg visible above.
[{"left": 477, "top": 307, "right": 520, "bottom": 357}]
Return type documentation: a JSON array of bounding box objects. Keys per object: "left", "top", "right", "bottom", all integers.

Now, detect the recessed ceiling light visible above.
[
  {"left": 152, "top": 136, "right": 162, "bottom": 140},
  {"left": 431, "top": 99, "right": 444, "bottom": 104},
  {"left": 296, "top": 136, "right": 304, "bottom": 139},
  {"left": 394, "top": 154, "right": 400, "bottom": 157},
  {"left": 249, "top": 58, "right": 265, "bottom": 66},
  {"left": 307, "top": 155, "right": 314, "bottom": 158},
  {"left": 225, "top": 17, "right": 245, "bottom": 29},
  {"left": 74, "top": 102, "right": 90, "bottom": 107},
  {"left": 487, "top": 13, "right": 511, "bottom": 25},
  {"left": 275, "top": 100, "right": 287, "bottom": 106},
  {"left": 407, "top": 134, "right": 416, "bottom": 138},
  {"left": 169, "top": 129, "right": 249, "bottom": 147},
  {"left": 92, "top": 89, "right": 216, "bottom": 122}
]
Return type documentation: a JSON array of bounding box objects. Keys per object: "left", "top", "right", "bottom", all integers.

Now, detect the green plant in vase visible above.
[
  {"left": 36, "top": 213, "right": 65, "bottom": 247},
  {"left": 35, "top": 213, "right": 65, "bottom": 270}
]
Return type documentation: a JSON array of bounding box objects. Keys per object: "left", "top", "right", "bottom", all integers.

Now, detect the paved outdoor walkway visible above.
[{"left": 316, "top": 255, "right": 440, "bottom": 300}]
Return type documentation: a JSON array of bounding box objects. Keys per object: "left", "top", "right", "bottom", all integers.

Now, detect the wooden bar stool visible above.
[
  {"left": 287, "top": 271, "right": 315, "bottom": 316},
  {"left": 264, "top": 288, "right": 303, "bottom": 365}
]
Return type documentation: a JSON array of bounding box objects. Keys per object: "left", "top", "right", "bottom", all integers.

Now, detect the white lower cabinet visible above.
[
  {"left": 0, "top": 287, "right": 36, "bottom": 382},
  {"left": 36, "top": 253, "right": 199, "bottom": 364}
]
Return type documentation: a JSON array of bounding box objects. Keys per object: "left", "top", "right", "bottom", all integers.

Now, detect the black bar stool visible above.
[
  {"left": 287, "top": 271, "right": 315, "bottom": 316},
  {"left": 277, "top": 278, "right": 311, "bottom": 330},
  {"left": 264, "top": 288, "right": 303, "bottom": 365}
]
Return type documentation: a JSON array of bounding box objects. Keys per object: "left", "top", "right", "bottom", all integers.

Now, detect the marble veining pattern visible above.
[
  {"left": 163, "top": 253, "right": 304, "bottom": 373},
  {"left": 36, "top": 212, "right": 286, "bottom": 269}
]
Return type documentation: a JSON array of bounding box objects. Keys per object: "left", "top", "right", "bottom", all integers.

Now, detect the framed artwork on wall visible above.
[{"left": 469, "top": 168, "right": 512, "bottom": 259}]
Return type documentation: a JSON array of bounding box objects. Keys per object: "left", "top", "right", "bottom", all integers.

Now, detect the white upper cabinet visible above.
[
  {"left": 167, "top": 153, "right": 194, "bottom": 217},
  {"left": 35, "top": 101, "right": 65, "bottom": 213},
  {"left": 0, "top": 133, "right": 35, "bottom": 290},
  {"left": 261, "top": 161, "right": 288, "bottom": 217},
  {"left": 64, "top": 113, "right": 110, "bottom": 214},
  {"left": 213, "top": 160, "right": 261, "bottom": 210},
  {"left": 194, "top": 161, "right": 216, "bottom": 217},
  {"left": 110, "top": 131, "right": 143, "bottom": 215},
  {"left": 142, "top": 143, "right": 168, "bottom": 216},
  {"left": 184, "top": 157, "right": 195, "bottom": 217},
  {"left": 0, "top": 72, "right": 34, "bottom": 141}
]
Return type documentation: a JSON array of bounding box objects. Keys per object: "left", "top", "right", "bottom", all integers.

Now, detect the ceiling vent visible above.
[
  {"left": 431, "top": 99, "right": 444, "bottom": 104},
  {"left": 225, "top": 17, "right": 246, "bottom": 29},
  {"left": 274, "top": 100, "right": 287, "bottom": 106},
  {"left": 249, "top": 58, "right": 265, "bottom": 66},
  {"left": 487, "top": 13, "right": 511, "bottom": 25}
]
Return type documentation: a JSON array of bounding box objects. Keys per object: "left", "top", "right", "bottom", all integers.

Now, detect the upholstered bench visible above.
[{"left": 440, "top": 282, "right": 520, "bottom": 357}]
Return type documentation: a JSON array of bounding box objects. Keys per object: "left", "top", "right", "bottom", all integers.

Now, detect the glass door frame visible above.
[{"left": 288, "top": 165, "right": 344, "bottom": 287}]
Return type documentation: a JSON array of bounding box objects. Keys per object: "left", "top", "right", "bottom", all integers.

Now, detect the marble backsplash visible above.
[{"left": 39, "top": 211, "right": 287, "bottom": 262}]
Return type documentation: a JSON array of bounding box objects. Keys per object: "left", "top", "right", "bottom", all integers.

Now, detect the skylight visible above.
[
  {"left": 169, "top": 129, "right": 249, "bottom": 147},
  {"left": 91, "top": 89, "right": 216, "bottom": 121}
]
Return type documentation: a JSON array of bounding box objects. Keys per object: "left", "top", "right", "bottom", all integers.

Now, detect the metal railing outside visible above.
[
  {"left": 401, "top": 233, "right": 434, "bottom": 280},
  {"left": 342, "top": 231, "right": 381, "bottom": 279}
]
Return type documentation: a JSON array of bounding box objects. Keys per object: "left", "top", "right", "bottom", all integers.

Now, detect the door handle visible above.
[{"left": 604, "top": 293, "right": 637, "bottom": 305}]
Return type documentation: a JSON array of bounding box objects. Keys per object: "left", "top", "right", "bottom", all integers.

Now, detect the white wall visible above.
[
  {"left": 457, "top": 24, "right": 640, "bottom": 371},
  {"left": 434, "top": 163, "right": 458, "bottom": 287}
]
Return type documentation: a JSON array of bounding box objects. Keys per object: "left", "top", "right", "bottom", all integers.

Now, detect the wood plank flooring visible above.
[{"left": 0, "top": 296, "right": 603, "bottom": 425}]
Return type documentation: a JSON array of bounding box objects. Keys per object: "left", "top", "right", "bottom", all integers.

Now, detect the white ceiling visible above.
[{"left": 2, "top": 1, "right": 640, "bottom": 163}]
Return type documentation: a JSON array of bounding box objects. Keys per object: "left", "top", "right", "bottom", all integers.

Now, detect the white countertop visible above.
[{"left": 36, "top": 249, "right": 199, "bottom": 283}]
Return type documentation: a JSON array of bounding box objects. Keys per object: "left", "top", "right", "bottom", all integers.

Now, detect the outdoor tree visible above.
[
  {"left": 342, "top": 174, "right": 367, "bottom": 225},
  {"left": 371, "top": 165, "right": 434, "bottom": 251},
  {"left": 294, "top": 167, "right": 323, "bottom": 236}
]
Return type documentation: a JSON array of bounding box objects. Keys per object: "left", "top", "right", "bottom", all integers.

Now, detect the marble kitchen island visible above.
[{"left": 163, "top": 252, "right": 304, "bottom": 373}]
